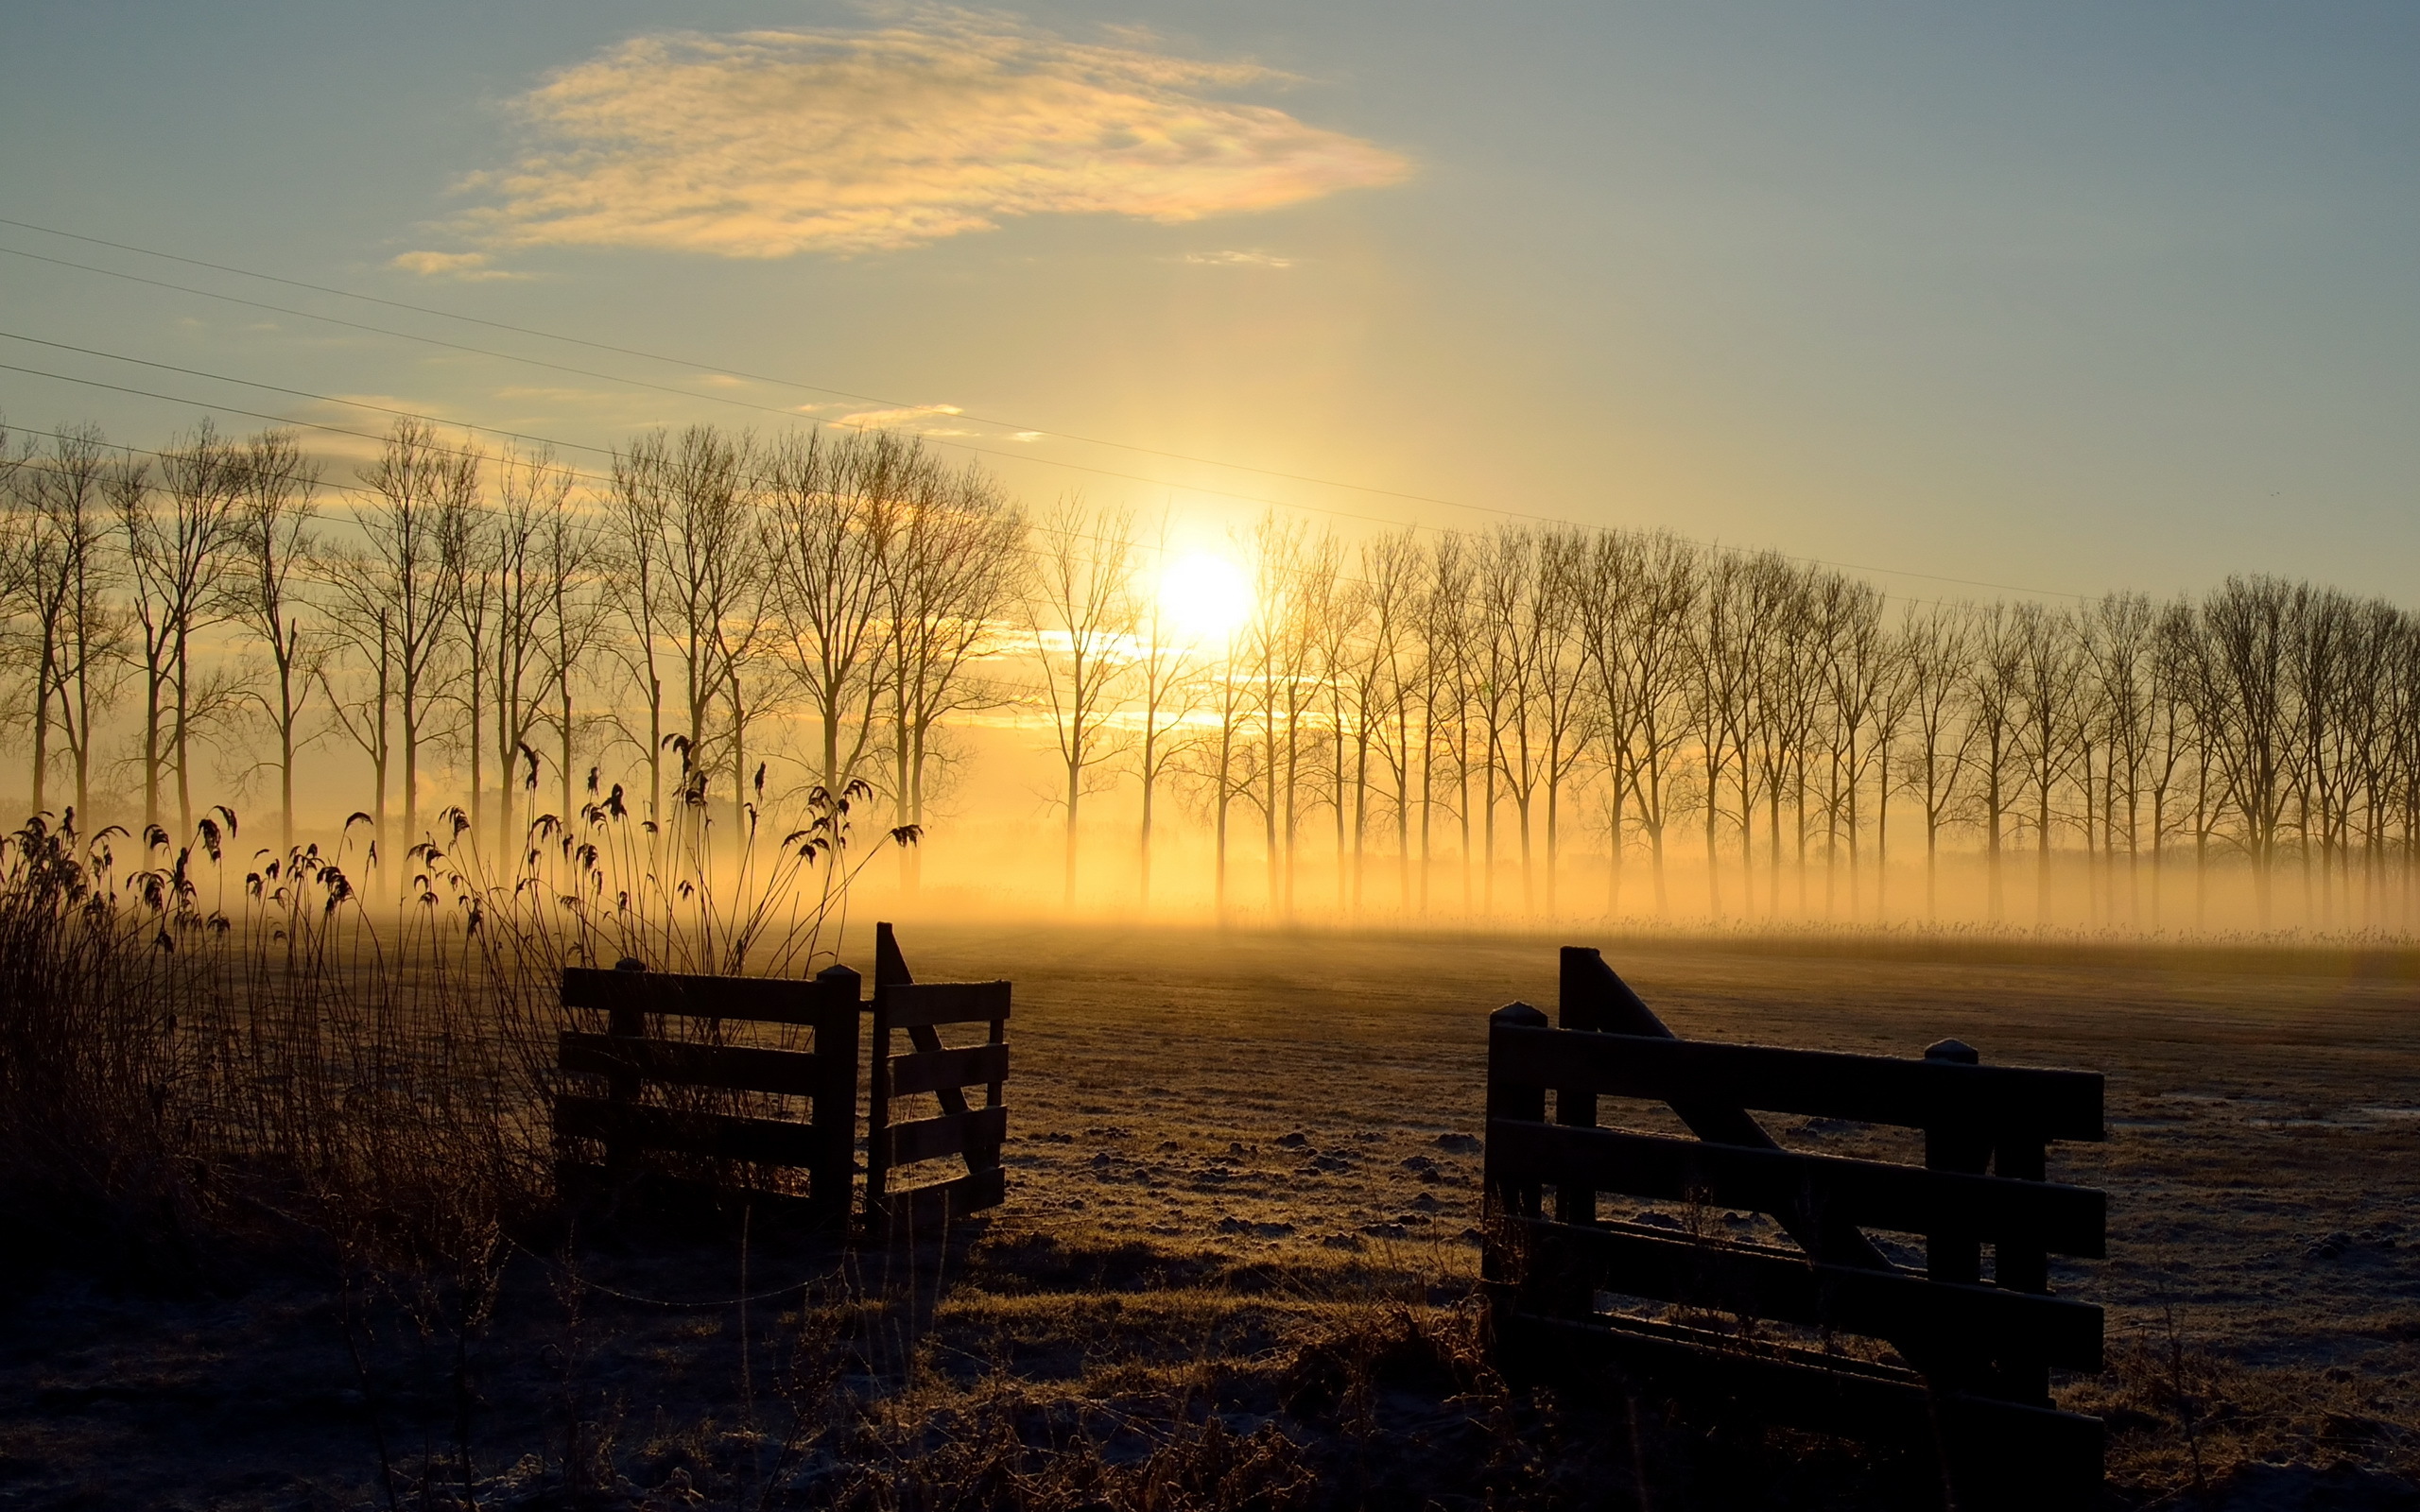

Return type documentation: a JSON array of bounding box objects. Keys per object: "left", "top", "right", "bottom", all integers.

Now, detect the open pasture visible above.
[{"left": 5, "top": 926, "right": 2418, "bottom": 1510}]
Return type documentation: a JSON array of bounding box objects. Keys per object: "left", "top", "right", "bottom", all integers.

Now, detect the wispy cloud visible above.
[
  {"left": 1181, "top": 249, "right": 1295, "bottom": 267},
  {"left": 437, "top": 13, "right": 1409, "bottom": 260},
  {"left": 389, "top": 249, "right": 527, "bottom": 282},
  {"left": 835, "top": 404, "right": 972, "bottom": 434}
]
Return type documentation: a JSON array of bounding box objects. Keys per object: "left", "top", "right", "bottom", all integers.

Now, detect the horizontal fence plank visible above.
[
  {"left": 885, "top": 1105, "right": 1008, "bottom": 1167},
  {"left": 1495, "top": 1311, "right": 2101, "bottom": 1503},
  {"left": 1517, "top": 1218, "right": 2102, "bottom": 1371},
  {"left": 890, "top": 1041, "right": 1011, "bottom": 1096},
  {"left": 558, "top": 1032, "right": 821, "bottom": 1098},
  {"left": 1488, "top": 1118, "right": 2105, "bottom": 1257},
  {"left": 1493, "top": 1026, "right": 2103, "bottom": 1141},
  {"left": 563, "top": 968, "right": 841, "bottom": 1026},
  {"left": 881, "top": 1165, "right": 1008, "bottom": 1229},
  {"left": 884, "top": 982, "right": 1011, "bottom": 1030},
  {"left": 555, "top": 1094, "right": 825, "bottom": 1169}
]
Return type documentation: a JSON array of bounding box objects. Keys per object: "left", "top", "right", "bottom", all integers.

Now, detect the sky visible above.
[{"left": 2, "top": 1, "right": 2415, "bottom": 606}]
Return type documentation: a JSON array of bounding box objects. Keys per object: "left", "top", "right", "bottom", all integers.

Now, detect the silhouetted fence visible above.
[
  {"left": 553, "top": 922, "right": 1009, "bottom": 1234},
  {"left": 1483, "top": 947, "right": 2106, "bottom": 1507},
  {"left": 867, "top": 920, "right": 1011, "bottom": 1232}
]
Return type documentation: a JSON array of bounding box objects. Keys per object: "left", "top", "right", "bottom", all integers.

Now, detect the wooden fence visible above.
[
  {"left": 866, "top": 921, "right": 1011, "bottom": 1231},
  {"left": 1483, "top": 947, "right": 2107, "bottom": 1507},
  {"left": 556, "top": 960, "right": 863, "bottom": 1227},
  {"left": 553, "top": 922, "right": 1010, "bottom": 1233}
]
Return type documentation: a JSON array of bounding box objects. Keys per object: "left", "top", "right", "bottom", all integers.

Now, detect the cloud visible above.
[
  {"left": 835, "top": 404, "right": 968, "bottom": 431},
  {"left": 440, "top": 14, "right": 1410, "bottom": 259},
  {"left": 390, "top": 249, "right": 526, "bottom": 282},
  {"left": 1181, "top": 249, "right": 1294, "bottom": 267}
]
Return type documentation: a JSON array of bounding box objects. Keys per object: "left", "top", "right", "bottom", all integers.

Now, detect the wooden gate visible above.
[
  {"left": 556, "top": 959, "right": 863, "bottom": 1227},
  {"left": 865, "top": 921, "right": 1011, "bottom": 1232},
  {"left": 1483, "top": 947, "right": 2107, "bottom": 1507}
]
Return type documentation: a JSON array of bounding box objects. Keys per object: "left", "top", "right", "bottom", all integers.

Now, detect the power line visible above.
[
  {"left": 0, "top": 214, "right": 2089, "bottom": 601},
  {"left": 0, "top": 351, "right": 2008, "bottom": 618},
  {"left": 0, "top": 241, "right": 886, "bottom": 431}
]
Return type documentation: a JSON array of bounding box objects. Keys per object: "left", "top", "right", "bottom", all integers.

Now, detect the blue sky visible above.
[{"left": 3, "top": 1, "right": 2414, "bottom": 602}]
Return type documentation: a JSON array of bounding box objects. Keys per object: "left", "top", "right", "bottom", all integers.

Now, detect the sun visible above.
[{"left": 1157, "top": 551, "right": 1254, "bottom": 643}]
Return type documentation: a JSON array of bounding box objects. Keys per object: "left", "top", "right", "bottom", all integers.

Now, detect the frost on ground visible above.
[{"left": 3, "top": 925, "right": 2417, "bottom": 1509}]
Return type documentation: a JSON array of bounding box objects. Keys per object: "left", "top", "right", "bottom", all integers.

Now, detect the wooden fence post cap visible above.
[
  {"left": 817, "top": 962, "right": 861, "bottom": 985},
  {"left": 1925, "top": 1038, "right": 1980, "bottom": 1064},
  {"left": 1493, "top": 1001, "right": 1548, "bottom": 1028}
]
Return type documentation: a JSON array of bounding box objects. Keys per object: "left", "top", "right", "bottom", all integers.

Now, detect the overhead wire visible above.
[
  {"left": 0, "top": 215, "right": 2091, "bottom": 601},
  {"left": 0, "top": 369, "right": 2001, "bottom": 623},
  {"left": 0, "top": 407, "right": 1999, "bottom": 626}
]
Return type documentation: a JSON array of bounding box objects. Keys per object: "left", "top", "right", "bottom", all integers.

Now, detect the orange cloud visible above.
[{"left": 443, "top": 15, "right": 1410, "bottom": 259}]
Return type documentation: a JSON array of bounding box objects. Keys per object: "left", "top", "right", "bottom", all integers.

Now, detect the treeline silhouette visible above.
[{"left": 3, "top": 414, "right": 2413, "bottom": 933}]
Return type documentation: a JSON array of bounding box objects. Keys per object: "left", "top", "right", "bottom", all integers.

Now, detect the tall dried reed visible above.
[{"left": 0, "top": 776, "right": 909, "bottom": 1281}]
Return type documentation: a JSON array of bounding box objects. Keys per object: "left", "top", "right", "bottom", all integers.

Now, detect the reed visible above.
[{"left": 0, "top": 776, "right": 910, "bottom": 1280}]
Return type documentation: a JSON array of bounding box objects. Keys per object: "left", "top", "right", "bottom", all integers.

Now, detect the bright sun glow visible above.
[{"left": 1158, "top": 552, "right": 1254, "bottom": 643}]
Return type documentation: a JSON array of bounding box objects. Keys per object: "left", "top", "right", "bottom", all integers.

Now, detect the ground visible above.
[{"left": 3, "top": 924, "right": 2417, "bottom": 1509}]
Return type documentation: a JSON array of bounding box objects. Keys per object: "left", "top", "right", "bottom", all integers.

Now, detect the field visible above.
[{"left": 5, "top": 925, "right": 2419, "bottom": 1510}]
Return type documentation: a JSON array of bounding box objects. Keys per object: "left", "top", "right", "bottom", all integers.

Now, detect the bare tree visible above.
[
  {"left": 1254, "top": 522, "right": 1336, "bottom": 917},
  {"left": 1818, "top": 577, "right": 1893, "bottom": 919},
  {"left": 2013, "top": 603, "right": 2082, "bottom": 926},
  {"left": 1195, "top": 582, "right": 1262, "bottom": 918},
  {"left": 483, "top": 448, "right": 572, "bottom": 858},
  {"left": 2145, "top": 600, "right": 2200, "bottom": 930},
  {"left": 2183, "top": 577, "right": 2296, "bottom": 924},
  {"left": 0, "top": 422, "right": 43, "bottom": 804},
  {"left": 2087, "top": 593, "right": 2158, "bottom": 926},
  {"left": 603, "top": 432, "right": 675, "bottom": 822},
  {"left": 1897, "top": 604, "right": 1978, "bottom": 919},
  {"left": 230, "top": 430, "right": 322, "bottom": 850},
  {"left": 325, "top": 418, "right": 473, "bottom": 865},
  {"left": 1475, "top": 527, "right": 1535, "bottom": 915},
  {"left": 623, "top": 425, "right": 767, "bottom": 842},
  {"left": 1416, "top": 535, "right": 1478, "bottom": 914},
  {"left": 1688, "top": 553, "right": 1745, "bottom": 917},
  {"left": 7, "top": 426, "right": 121, "bottom": 821},
  {"left": 534, "top": 479, "right": 606, "bottom": 828},
  {"left": 121, "top": 420, "right": 249, "bottom": 834},
  {"left": 1340, "top": 529, "right": 1424, "bottom": 913},
  {"left": 1528, "top": 529, "right": 1595, "bottom": 917},
  {"left": 440, "top": 473, "right": 499, "bottom": 846},
  {"left": 882, "top": 460, "right": 1026, "bottom": 890},
  {"left": 763, "top": 429, "right": 906, "bottom": 800},
  {"left": 1028, "top": 500, "right": 1137, "bottom": 905},
  {"left": 1963, "top": 603, "right": 2026, "bottom": 922},
  {"left": 1128, "top": 516, "right": 1205, "bottom": 910},
  {"left": 1582, "top": 531, "right": 1700, "bottom": 917}
]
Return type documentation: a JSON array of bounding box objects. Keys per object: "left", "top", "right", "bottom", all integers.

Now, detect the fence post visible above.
[
  {"left": 604, "top": 956, "right": 647, "bottom": 1182},
  {"left": 1483, "top": 1001, "right": 1550, "bottom": 1320},
  {"left": 1993, "top": 1130, "right": 2053, "bottom": 1406},
  {"left": 1922, "top": 1038, "right": 1989, "bottom": 1289},
  {"left": 1554, "top": 952, "right": 1602, "bottom": 1227},
  {"left": 863, "top": 966, "right": 891, "bottom": 1228},
  {"left": 812, "top": 963, "right": 861, "bottom": 1230}
]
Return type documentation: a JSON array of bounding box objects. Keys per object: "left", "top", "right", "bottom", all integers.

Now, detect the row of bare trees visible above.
[
  {"left": 1153, "top": 521, "right": 2420, "bottom": 931},
  {"left": 5, "top": 414, "right": 2417, "bottom": 931}
]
